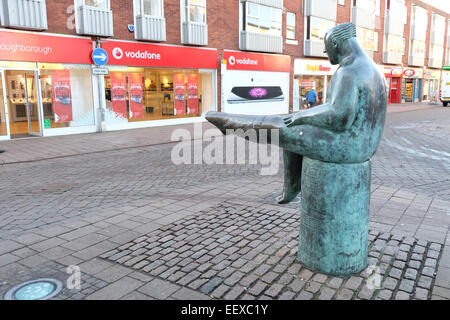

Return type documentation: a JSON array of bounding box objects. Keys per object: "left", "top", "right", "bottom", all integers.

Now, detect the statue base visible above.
[{"left": 298, "top": 157, "right": 371, "bottom": 276}]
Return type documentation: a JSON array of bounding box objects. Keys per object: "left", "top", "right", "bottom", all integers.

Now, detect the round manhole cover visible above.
[{"left": 4, "top": 279, "right": 63, "bottom": 300}]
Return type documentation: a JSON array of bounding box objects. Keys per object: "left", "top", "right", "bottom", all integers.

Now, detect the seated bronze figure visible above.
[{"left": 206, "top": 23, "right": 388, "bottom": 276}]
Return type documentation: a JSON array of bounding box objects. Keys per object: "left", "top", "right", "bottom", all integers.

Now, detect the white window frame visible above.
[
  {"left": 137, "top": 0, "right": 164, "bottom": 17},
  {"left": 286, "top": 12, "right": 296, "bottom": 41},
  {"left": 243, "top": 2, "right": 282, "bottom": 36},
  {"left": 81, "top": 0, "right": 110, "bottom": 9},
  {"left": 182, "top": 0, "right": 207, "bottom": 24}
]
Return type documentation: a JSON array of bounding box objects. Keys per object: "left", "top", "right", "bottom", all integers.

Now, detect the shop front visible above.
[
  {"left": 0, "top": 29, "right": 96, "bottom": 140},
  {"left": 423, "top": 69, "right": 441, "bottom": 103},
  {"left": 99, "top": 40, "right": 218, "bottom": 131},
  {"left": 381, "top": 66, "right": 403, "bottom": 104},
  {"left": 402, "top": 67, "right": 424, "bottom": 103},
  {"left": 293, "top": 59, "right": 338, "bottom": 109},
  {"left": 221, "top": 50, "right": 291, "bottom": 115}
]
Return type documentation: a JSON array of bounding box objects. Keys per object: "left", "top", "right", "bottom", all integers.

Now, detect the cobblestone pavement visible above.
[{"left": 0, "top": 105, "right": 449, "bottom": 300}]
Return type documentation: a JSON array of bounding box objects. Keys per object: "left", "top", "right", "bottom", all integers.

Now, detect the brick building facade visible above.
[{"left": 0, "top": 0, "right": 448, "bottom": 140}]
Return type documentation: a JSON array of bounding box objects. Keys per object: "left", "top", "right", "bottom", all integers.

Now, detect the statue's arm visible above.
[{"left": 285, "top": 74, "right": 358, "bottom": 132}]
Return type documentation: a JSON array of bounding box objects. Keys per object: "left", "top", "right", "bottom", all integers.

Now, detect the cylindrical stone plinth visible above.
[{"left": 298, "top": 157, "right": 371, "bottom": 276}]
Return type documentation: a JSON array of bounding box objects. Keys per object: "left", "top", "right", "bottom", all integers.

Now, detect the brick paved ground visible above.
[{"left": 0, "top": 103, "right": 449, "bottom": 300}]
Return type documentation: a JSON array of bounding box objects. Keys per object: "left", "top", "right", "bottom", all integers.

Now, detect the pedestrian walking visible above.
[{"left": 306, "top": 88, "right": 318, "bottom": 108}]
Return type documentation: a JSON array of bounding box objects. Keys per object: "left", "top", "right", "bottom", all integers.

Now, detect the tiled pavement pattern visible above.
[
  {"left": 101, "top": 201, "right": 443, "bottom": 300},
  {"left": 0, "top": 105, "right": 449, "bottom": 300}
]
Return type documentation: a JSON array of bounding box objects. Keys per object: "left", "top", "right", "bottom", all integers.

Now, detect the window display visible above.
[
  {"left": 104, "top": 67, "right": 213, "bottom": 123},
  {"left": 0, "top": 75, "right": 6, "bottom": 136},
  {"left": 39, "top": 64, "right": 95, "bottom": 129}
]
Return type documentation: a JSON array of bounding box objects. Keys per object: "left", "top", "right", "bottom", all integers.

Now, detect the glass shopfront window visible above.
[
  {"left": 39, "top": 64, "right": 95, "bottom": 129},
  {"left": 245, "top": 2, "right": 282, "bottom": 36},
  {"left": 299, "top": 75, "right": 331, "bottom": 107},
  {"left": 0, "top": 74, "right": 6, "bottom": 136},
  {"left": 104, "top": 67, "right": 213, "bottom": 123}
]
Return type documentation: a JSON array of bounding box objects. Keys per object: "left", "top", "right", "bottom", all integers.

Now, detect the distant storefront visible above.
[
  {"left": 402, "top": 67, "right": 424, "bottom": 103},
  {"left": 380, "top": 66, "right": 403, "bottom": 104},
  {"left": 423, "top": 69, "right": 441, "bottom": 103},
  {"left": 294, "top": 59, "right": 338, "bottom": 110}
]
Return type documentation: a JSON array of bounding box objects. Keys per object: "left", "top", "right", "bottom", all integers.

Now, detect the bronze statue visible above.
[{"left": 206, "top": 23, "right": 387, "bottom": 276}]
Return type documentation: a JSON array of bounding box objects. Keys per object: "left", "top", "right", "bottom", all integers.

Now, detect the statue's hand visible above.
[{"left": 282, "top": 114, "right": 298, "bottom": 128}]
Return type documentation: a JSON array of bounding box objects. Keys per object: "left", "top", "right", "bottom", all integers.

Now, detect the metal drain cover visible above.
[{"left": 4, "top": 278, "right": 63, "bottom": 300}]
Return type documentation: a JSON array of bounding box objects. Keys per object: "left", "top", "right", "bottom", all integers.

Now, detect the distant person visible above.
[{"left": 306, "top": 88, "right": 317, "bottom": 107}]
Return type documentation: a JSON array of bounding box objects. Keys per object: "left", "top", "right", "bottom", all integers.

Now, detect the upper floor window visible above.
[
  {"left": 286, "top": 12, "right": 296, "bottom": 40},
  {"left": 411, "top": 6, "right": 428, "bottom": 29},
  {"left": 354, "top": 0, "right": 378, "bottom": 15},
  {"left": 244, "top": 2, "right": 282, "bottom": 36},
  {"left": 411, "top": 40, "right": 426, "bottom": 57},
  {"left": 357, "top": 27, "right": 378, "bottom": 51},
  {"left": 306, "top": 16, "right": 335, "bottom": 42},
  {"left": 84, "top": 0, "right": 109, "bottom": 9},
  {"left": 184, "top": 0, "right": 206, "bottom": 24},
  {"left": 431, "top": 14, "right": 445, "bottom": 33},
  {"left": 140, "top": 0, "right": 164, "bottom": 16},
  {"left": 338, "top": 0, "right": 345, "bottom": 5}
]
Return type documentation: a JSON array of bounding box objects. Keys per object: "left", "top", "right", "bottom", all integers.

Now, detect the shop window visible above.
[
  {"left": 243, "top": 2, "right": 282, "bottom": 36},
  {"left": 356, "top": 27, "right": 378, "bottom": 51},
  {"left": 0, "top": 75, "right": 6, "bottom": 136},
  {"left": 104, "top": 68, "right": 214, "bottom": 123},
  {"left": 83, "top": 0, "right": 109, "bottom": 9},
  {"left": 39, "top": 64, "right": 95, "bottom": 129},
  {"left": 183, "top": 0, "right": 206, "bottom": 24},
  {"left": 286, "top": 12, "right": 296, "bottom": 40},
  {"left": 299, "top": 76, "right": 327, "bottom": 106},
  {"left": 306, "top": 16, "right": 335, "bottom": 42}
]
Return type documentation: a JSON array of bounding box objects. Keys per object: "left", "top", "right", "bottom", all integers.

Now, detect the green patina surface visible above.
[{"left": 206, "top": 23, "right": 387, "bottom": 276}]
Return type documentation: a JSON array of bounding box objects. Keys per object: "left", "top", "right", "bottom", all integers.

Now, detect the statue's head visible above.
[{"left": 324, "top": 23, "right": 357, "bottom": 65}]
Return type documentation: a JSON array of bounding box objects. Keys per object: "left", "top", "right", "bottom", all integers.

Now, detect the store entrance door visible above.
[
  {"left": 4, "top": 70, "right": 42, "bottom": 139},
  {"left": 390, "top": 77, "right": 401, "bottom": 104},
  {"left": 0, "top": 71, "right": 10, "bottom": 140}
]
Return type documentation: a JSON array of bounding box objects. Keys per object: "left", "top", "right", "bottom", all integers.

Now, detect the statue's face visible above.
[{"left": 324, "top": 33, "right": 339, "bottom": 65}]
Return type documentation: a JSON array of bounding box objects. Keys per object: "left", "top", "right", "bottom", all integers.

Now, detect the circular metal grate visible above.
[{"left": 4, "top": 278, "right": 63, "bottom": 300}]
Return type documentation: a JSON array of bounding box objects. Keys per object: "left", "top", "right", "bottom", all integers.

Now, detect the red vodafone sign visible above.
[
  {"left": 102, "top": 40, "right": 218, "bottom": 69},
  {"left": 0, "top": 30, "right": 93, "bottom": 64},
  {"left": 224, "top": 50, "right": 290, "bottom": 72}
]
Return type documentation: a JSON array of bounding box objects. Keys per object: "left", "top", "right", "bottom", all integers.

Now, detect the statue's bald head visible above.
[{"left": 324, "top": 23, "right": 357, "bottom": 65}]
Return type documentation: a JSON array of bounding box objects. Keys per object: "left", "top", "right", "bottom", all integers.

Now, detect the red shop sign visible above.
[
  {"left": 102, "top": 40, "right": 218, "bottom": 69},
  {"left": 403, "top": 69, "right": 416, "bottom": 77},
  {"left": 224, "top": 50, "right": 291, "bottom": 72},
  {"left": 0, "top": 30, "right": 93, "bottom": 64}
]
